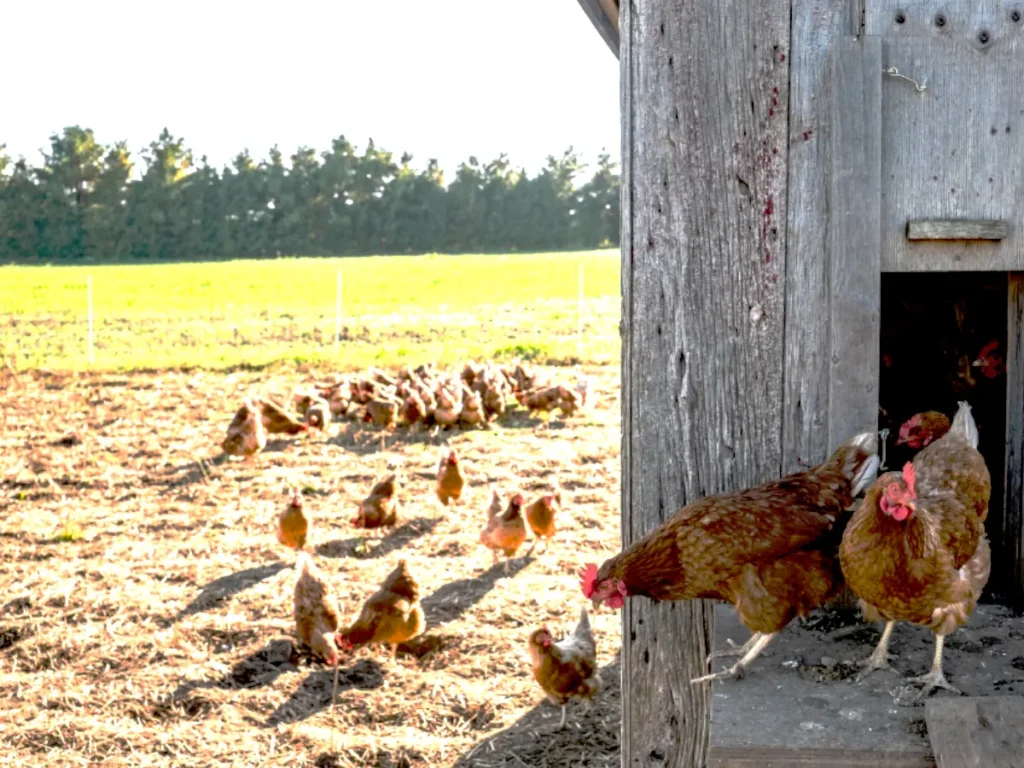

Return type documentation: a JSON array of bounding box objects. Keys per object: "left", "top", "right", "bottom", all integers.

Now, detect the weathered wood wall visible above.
[{"left": 620, "top": 0, "right": 792, "bottom": 763}]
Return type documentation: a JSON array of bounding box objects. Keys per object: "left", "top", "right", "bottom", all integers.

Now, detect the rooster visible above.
[
  {"left": 580, "top": 432, "right": 879, "bottom": 683},
  {"left": 840, "top": 401, "right": 991, "bottom": 698},
  {"left": 528, "top": 607, "right": 601, "bottom": 729}
]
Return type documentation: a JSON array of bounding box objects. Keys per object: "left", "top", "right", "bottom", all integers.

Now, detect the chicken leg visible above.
[
  {"left": 707, "top": 632, "right": 765, "bottom": 664},
  {"left": 909, "top": 634, "right": 960, "bottom": 699},
  {"left": 855, "top": 620, "right": 899, "bottom": 682},
  {"left": 691, "top": 632, "right": 775, "bottom": 684},
  {"left": 557, "top": 704, "right": 568, "bottom": 730}
]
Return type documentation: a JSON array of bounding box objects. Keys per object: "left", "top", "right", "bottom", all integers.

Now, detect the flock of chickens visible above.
[
  {"left": 221, "top": 359, "right": 590, "bottom": 460},
  {"left": 218, "top": 359, "right": 599, "bottom": 729}
]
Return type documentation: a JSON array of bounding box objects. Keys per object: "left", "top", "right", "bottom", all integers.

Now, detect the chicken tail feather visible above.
[
  {"left": 572, "top": 606, "right": 594, "bottom": 645},
  {"left": 827, "top": 431, "right": 879, "bottom": 497},
  {"left": 952, "top": 400, "right": 979, "bottom": 449}
]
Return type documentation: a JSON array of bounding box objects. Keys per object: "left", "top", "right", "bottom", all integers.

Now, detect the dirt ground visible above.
[{"left": 0, "top": 363, "right": 623, "bottom": 767}]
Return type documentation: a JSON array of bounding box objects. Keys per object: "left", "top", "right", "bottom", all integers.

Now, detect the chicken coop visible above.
[{"left": 577, "top": 0, "right": 1024, "bottom": 765}]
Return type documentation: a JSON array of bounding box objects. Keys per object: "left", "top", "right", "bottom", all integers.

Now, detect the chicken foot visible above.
[
  {"left": 909, "top": 634, "right": 960, "bottom": 699},
  {"left": 690, "top": 632, "right": 775, "bottom": 684},
  {"left": 706, "top": 632, "right": 765, "bottom": 664},
  {"left": 855, "top": 620, "right": 899, "bottom": 683}
]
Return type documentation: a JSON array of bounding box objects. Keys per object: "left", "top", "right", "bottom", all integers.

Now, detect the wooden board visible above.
[
  {"left": 828, "top": 35, "right": 882, "bottom": 450},
  {"left": 1004, "top": 274, "right": 1024, "bottom": 612},
  {"left": 708, "top": 746, "right": 935, "bottom": 768},
  {"left": 864, "top": 2, "right": 1024, "bottom": 271},
  {"left": 907, "top": 219, "right": 1009, "bottom": 241},
  {"left": 924, "top": 695, "right": 1024, "bottom": 768},
  {"left": 782, "top": 0, "right": 849, "bottom": 475},
  {"left": 620, "top": 0, "right": 791, "bottom": 764},
  {"left": 575, "top": 0, "right": 619, "bottom": 57}
]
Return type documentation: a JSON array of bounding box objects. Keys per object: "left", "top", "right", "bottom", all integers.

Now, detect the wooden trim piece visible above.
[
  {"left": 828, "top": 35, "right": 882, "bottom": 449},
  {"left": 906, "top": 220, "right": 1008, "bottom": 241},
  {"left": 1005, "top": 274, "right": 1024, "bottom": 613},
  {"left": 707, "top": 745, "right": 935, "bottom": 768},
  {"left": 925, "top": 696, "right": 1024, "bottom": 767},
  {"left": 575, "top": 0, "right": 619, "bottom": 58}
]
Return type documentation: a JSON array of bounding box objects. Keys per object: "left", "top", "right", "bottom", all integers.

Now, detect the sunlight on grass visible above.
[{"left": 1, "top": 250, "right": 620, "bottom": 371}]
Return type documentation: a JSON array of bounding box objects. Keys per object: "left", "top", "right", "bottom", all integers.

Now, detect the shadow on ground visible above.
[
  {"left": 315, "top": 516, "right": 441, "bottom": 560},
  {"left": 452, "top": 657, "right": 621, "bottom": 767},
  {"left": 177, "top": 562, "right": 287, "bottom": 619},
  {"left": 421, "top": 557, "right": 532, "bottom": 625}
]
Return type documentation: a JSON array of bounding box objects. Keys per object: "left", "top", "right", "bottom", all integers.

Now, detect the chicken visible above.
[
  {"left": 525, "top": 483, "right": 562, "bottom": 555},
  {"left": 895, "top": 410, "right": 951, "bottom": 451},
  {"left": 480, "top": 493, "right": 528, "bottom": 573},
  {"left": 293, "top": 552, "right": 341, "bottom": 664},
  {"left": 972, "top": 339, "right": 1005, "bottom": 379},
  {"left": 256, "top": 397, "right": 310, "bottom": 436},
  {"left": 435, "top": 448, "right": 464, "bottom": 506},
  {"left": 434, "top": 387, "right": 463, "bottom": 428},
  {"left": 277, "top": 491, "right": 311, "bottom": 550},
  {"left": 459, "top": 387, "right": 486, "bottom": 426},
  {"left": 353, "top": 473, "right": 400, "bottom": 529},
  {"left": 839, "top": 401, "right": 991, "bottom": 698},
  {"left": 365, "top": 397, "right": 399, "bottom": 428},
  {"left": 516, "top": 385, "right": 564, "bottom": 415},
  {"left": 303, "top": 397, "right": 331, "bottom": 430},
  {"left": 401, "top": 391, "right": 428, "bottom": 426},
  {"left": 337, "top": 560, "right": 425, "bottom": 658},
  {"left": 221, "top": 400, "right": 267, "bottom": 460},
  {"left": 528, "top": 607, "right": 602, "bottom": 729},
  {"left": 486, "top": 485, "right": 503, "bottom": 519},
  {"left": 481, "top": 379, "right": 507, "bottom": 421},
  {"left": 581, "top": 431, "right": 880, "bottom": 683}
]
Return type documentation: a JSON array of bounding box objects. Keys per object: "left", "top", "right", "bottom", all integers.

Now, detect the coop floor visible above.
[{"left": 709, "top": 602, "right": 1024, "bottom": 759}]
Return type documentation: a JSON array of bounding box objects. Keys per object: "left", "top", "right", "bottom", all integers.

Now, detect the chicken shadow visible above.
[
  {"left": 267, "top": 658, "right": 384, "bottom": 725},
  {"left": 176, "top": 562, "right": 287, "bottom": 620},
  {"left": 451, "top": 656, "right": 621, "bottom": 767},
  {"left": 315, "top": 516, "right": 440, "bottom": 560},
  {"left": 421, "top": 557, "right": 533, "bottom": 625}
]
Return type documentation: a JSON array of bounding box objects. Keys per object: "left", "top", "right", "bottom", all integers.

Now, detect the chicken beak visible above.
[{"left": 590, "top": 597, "right": 602, "bottom": 611}]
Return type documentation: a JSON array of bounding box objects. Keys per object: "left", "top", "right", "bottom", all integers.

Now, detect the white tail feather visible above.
[{"left": 952, "top": 401, "right": 979, "bottom": 449}]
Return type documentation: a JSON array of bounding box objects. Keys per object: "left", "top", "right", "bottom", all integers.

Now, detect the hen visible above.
[
  {"left": 277, "top": 491, "right": 311, "bottom": 550},
  {"left": 257, "top": 397, "right": 310, "bottom": 435},
  {"left": 221, "top": 400, "right": 267, "bottom": 460},
  {"left": 435, "top": 448, "right": 465, "bottom": 506},
  {"left": 839, "top": 401, "right": 991, "bottom": 698},
  {"left": 480, "top": 492, "right": 527, "bottom": 573},
  {"left": 525, "top": 482, "right": 562, "bottom": 555},
  {"left": 337, "top": 560, "right": 425, "bottom": 658},
  {"left": 581, "top": 431, "right": 879, "bottom": 682},
  {"left": 528, "top": 607, "right": 601, "bottom": 729},
  {"left": 293, "top": 552, "right": 341, "bottom": 664},
  {"left": 353, "top": 473, "right": 400, "bottom": 529},
  {"left": 895, "top": 410, "right": 951, "bottom": 451}
]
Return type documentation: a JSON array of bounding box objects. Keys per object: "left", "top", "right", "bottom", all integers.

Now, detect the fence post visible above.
[
  {"left": 87, "top": 275, "right": 95, "bottom": 367},
  {"left": 334, "top": 270, "right": 343, "bottom": 358}
]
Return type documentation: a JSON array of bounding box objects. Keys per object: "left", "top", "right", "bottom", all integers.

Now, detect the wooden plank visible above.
[
  {"left": 781, "top": 0, "right": 848, "bottom": 476},
  {"left": 708, "top": 746, "right": 935, "bottom": 768},
  {"left": 1005, "top": 274, "right": 1024, "bottom": 612},
  {"left": 575, "top": 0, "right": 619, "bottom": 57},
  {"left": 925, "top": 696, "right": 1024, "bottom": 768},
  {"left": 906, "top": 219, "right": 1009, "bottom": 241},
  {"left": 621, "top": 0, "right": 791, "bottom": 763},
  {"left": 828, "top": 35, "right": 882, "bottom": 450},
  {"left": 864, "top": 2, "right": 1024, "bottom": 271}
]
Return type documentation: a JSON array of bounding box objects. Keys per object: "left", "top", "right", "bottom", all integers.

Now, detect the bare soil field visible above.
[{"left": 0, "top": 363, "right": 623, "bottom": 767}]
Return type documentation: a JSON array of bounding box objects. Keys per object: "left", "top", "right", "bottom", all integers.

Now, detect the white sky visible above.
[{"left": 2, "top": 0, "right": 620, "bottom": 181}]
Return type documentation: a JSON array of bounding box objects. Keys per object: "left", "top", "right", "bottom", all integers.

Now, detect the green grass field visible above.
[{"left": 1, "top": 250, "right": 620, "bottom": 371}]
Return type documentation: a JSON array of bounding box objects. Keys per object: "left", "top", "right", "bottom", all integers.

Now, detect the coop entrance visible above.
[{"left": 878, "top": 272, "right": 1009, "bottom": 603}]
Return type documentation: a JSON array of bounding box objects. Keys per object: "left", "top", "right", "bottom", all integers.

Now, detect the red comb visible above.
[
  {"left": 902, "top": 462, "right": 917, "bottom": 497},
  {"left": 979, "top": 340, "right": 1000, "bottom": 359},
  {"left": 579, "top": 563, "right": 598, "bottom": 597}
]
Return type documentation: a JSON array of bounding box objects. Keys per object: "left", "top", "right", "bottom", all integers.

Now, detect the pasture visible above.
[
  {"left": 0, "top": 251, "right": 625, "bottom": 766},
  {"left": 0, "top": 250, "right": 620, "bottom": 372}
]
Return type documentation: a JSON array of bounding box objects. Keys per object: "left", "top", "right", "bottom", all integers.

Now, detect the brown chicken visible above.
[
  {"left": 221, "top": 400, "right": 267, "bottom": 460},
  {"left": 895, "top": 410, "right": 951, "bottom": 451},
  {"left": 336, "top": 560, "right": 425, "bottom": 658},
  {"left": 480, "top": 493, "right": 528, "bottom": 573},
  {"left": 293, "top": 552, "right": 341, "bottom": 664},
  {"left": 434, "top": 387, "right": 462, "bottom": 428},
  {"left": 435, "top": 448, "right": 464, "bottom": 506},
  {"left": 303, "top": 397, "right": 331, "bottom": 430},
  {"left": 459, "top": 387, "right": 485, "bottom": 426},
  {"left": 581, "top": 431, "right": 879, "bottom": 682},
  {"left": 365, "top": 397, "right": 399, "bottom": 428},
  {"left": 257, "top": 397, "right": 310, "bottom": 435},
  {"left": 525, "top": 483, "right": 562, "bottom": 555},
  {"left": 840, "top": 401, "right": 991, "bottom": 698},
  {"left": 353, "top": 473, "right": 400, "bottom": 529},
  {"left": 277, "top": 491, "right": 311, "bottom": 550},
  {"left": 528, "top": 607, "right": 602, "bottom": 729}
]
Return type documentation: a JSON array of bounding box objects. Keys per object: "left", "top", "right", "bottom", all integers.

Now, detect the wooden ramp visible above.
[{"left": 925, "top": 696, "right": 1024, "bottom": 768}]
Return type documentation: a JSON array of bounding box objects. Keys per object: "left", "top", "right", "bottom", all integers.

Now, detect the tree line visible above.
[{"left": 0, "top": 127, "right": 620, "bottom": 262}]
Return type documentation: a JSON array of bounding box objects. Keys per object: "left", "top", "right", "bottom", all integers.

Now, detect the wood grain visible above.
[
  {"left": 708, "top": 745, "right": 935, "bottom": 768},
  {"left": 828, "top": 35, "right": 882, "bottom": 450},
  {"left": 906, "top": 219, "right": 1008, "bottom": 241},
  {"left": 621, "top": 0, "right": 790, "bottom": 763},
  {"left": 782, "top": 0, "right": 848, "bottom": 475},
  {"left": 1004, "top": 274, "right": 1024, "bottom": 612},
  {"left": 925, "top": 695, "right": 1024, "bottom": 768}
]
